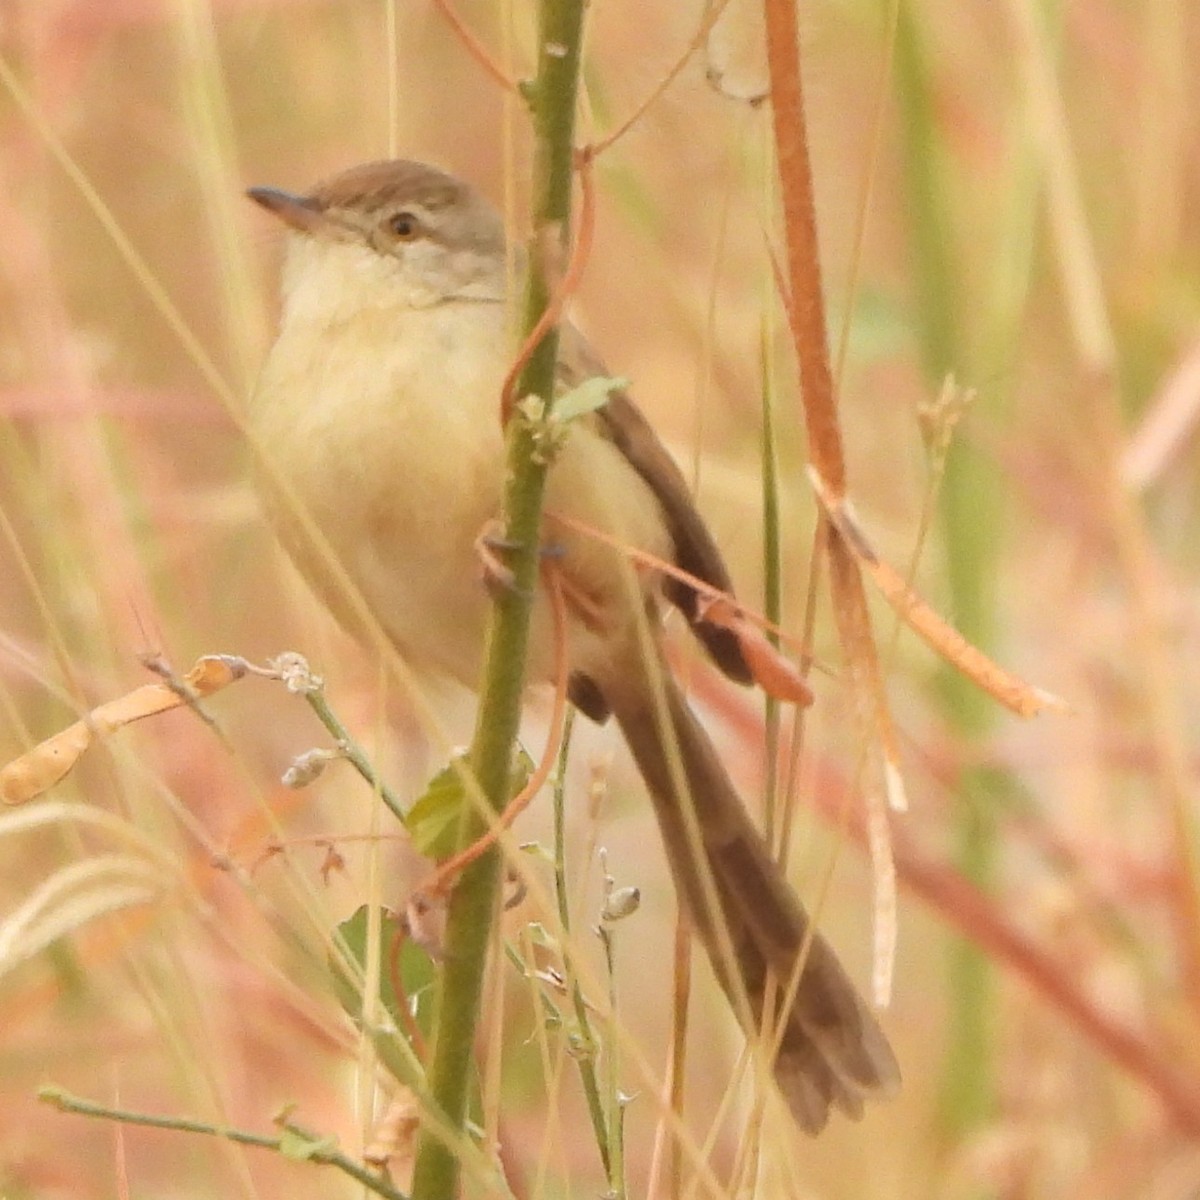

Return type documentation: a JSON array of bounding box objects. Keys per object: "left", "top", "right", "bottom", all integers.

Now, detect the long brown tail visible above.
[{"left": 601, "top": 650, "right": 899, "bottom": 1134}]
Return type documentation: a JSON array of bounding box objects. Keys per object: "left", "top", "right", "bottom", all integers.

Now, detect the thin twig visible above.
[
  {"left": 39, "top": 1088, "right": 410, "bottom": 1200},
  {"left": 303, "top": 686, "right": 408, "bottom": 825},
  {"left": 430, "top": 0, "right": 518, "bottom": 93},
  {"left": 589, "top": 0, "right": 735, "bottom": 156}
]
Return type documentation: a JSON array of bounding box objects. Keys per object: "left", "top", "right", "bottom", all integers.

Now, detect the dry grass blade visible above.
[
  {"left": 0, "top": 656, "right": 251, "bottom": 805},
  {"left": 0, "top": 855, "right": 167, "bottom": 978},
  {"left": 808, "top": 465, "right": 1068, "bottom": 720}
]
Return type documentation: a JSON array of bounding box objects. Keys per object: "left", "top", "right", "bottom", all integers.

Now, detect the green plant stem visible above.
[
  {"left": 303, "top": 686, "right": 407, "bottom": 826},
  {"left": 407, "top": 4, "right": 586, "bottom": 1198},
  {"left": 39, "top": 1087, "right": 408, "bottom": 1200},
  {"left": 894, "top": 6, "right": 1001, "bottom": 1141},
  {"left": 551, "top": 709, "right": 613, "bottom": 1181},
  {"left": 598, "top": 915, "right": 627, "bottom": 1200}
]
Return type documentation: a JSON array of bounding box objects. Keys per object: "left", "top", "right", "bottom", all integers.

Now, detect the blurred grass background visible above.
[{"left": 3, "top": 0, "right": 1200, "bottom": 1196}]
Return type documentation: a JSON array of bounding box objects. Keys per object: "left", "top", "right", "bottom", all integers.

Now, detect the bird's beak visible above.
[{"left": 246, "top": 186, "right": 326, "bottom": 234}]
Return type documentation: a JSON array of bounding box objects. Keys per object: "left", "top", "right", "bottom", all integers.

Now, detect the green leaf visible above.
[
  {"left": 553, "top": 375, "right": 629, "bottom": 423},
  {"left": 331, "top": 906, "right": 438, "bottom": 1088},
  {"left": 510, "top": 746, "right": 534, "bottom": 798},
  {"left": 407, "top": 759, "right": 471, "bottom": 861},
  {"left": 278, "top": 1126, "right": 338, "bottom": 1161},
  {"left": 408, "top": 749, "right": 535, "bottom": 863}
]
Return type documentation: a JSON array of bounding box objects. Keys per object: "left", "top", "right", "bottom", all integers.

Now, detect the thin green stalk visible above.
[
  {"left": 303, "top": 685, "right": 407, "bottom": 826},
  {"left": 895, "top": 6, "right": 1006, "bottom": 1138},
  {"left": 40, "top": 1087, "right": 408, "bottom": 1200},
  {"left": 408, "top": 4, "right": 586, "bottom": 1198},
  {"left": 597, "top": 904, "right": 627, "bottom": 1200},
  {"left": 552, "top": 708, "right": 614, "bottom": 1180}
]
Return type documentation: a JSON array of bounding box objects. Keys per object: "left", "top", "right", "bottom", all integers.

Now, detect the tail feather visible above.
[{"left": 601, "top": 651, "right": 899, "bottom": 1134}]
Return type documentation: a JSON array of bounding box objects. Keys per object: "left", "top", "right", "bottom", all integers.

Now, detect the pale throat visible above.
[{"left": 279, "top": 233, "right": 507, "bottom": 332}]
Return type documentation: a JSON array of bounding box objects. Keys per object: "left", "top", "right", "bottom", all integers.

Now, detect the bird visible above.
[{"left": 247, "top": 158, "right": 900, "bottom": 1133}]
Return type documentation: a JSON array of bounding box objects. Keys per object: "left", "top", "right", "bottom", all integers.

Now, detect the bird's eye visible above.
[{"left": 388, "top": 211, "right": 419, "bottom": 240}]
